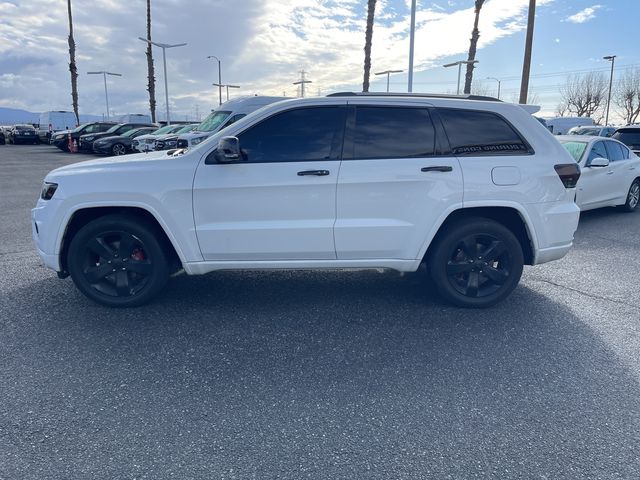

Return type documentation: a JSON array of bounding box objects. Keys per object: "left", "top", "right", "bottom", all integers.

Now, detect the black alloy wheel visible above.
[
  {"left": 67, "top": 215, "right": 169, "bottom": 307},
  {"left": 112, "top": 143, "right": 127, "bottom": 156},
  {"left": 428, "top": 218, "right": 524, "bottom": 308}
]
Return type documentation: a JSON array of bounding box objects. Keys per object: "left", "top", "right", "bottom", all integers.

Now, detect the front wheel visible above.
[
  {"left": 111, "top": 143, "right": 127, "bottom": 156},
  {"left": 428, "top": 218, "right": 524, "bottom": 308},
  {"left": 618, "top": 179, "right": 640, "bottom": 212},
  {"left": 67, "top": 215, "right": 169, "bottom": 307}
]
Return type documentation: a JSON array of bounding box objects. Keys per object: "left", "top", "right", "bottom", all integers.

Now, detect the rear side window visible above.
[
  {"left": 352, "top": 107, "right": 436, "bottom": 159},
  {"left": 438, "top": 108, "right": 529, "bottom": 156},
  {"left": 612, "top": 130, "right": 640, "bottom": 149}
]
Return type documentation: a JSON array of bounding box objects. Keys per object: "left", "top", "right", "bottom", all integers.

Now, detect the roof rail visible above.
[{"left": 326, "top": 92, "right": 501, "bottom": 102}]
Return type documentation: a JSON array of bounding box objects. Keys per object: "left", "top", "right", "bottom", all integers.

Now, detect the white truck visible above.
[
  {"left": 38, "top": 111, "right": 77, "bottom": 143},
  {"left": 544, "top": 116, "right": 594, "bottom": 135}
]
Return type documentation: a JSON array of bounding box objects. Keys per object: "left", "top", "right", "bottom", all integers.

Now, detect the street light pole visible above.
[
  {"left": 444, "top": 60, "right": 478, "bottom": 95},
  {"left": 207, "top": 56, "right": 222, "bottom": 106},
  {"left": 486, "top": 76, "right": 501, "bottom": 99},
  {"left": 87, "top": 71, "right": 122, "bottom": 120},
  {"left": 138, "top": 37, "right": 187, "bottom": 125},
  {"left": 375, "top": 70, "right": 404, "bottom": 92},
  {"left": 408, "top": 0, "right": 417, "bottom": 92},
  {"left": 603, "top": 55, "right": 616, "bottom": 125}
]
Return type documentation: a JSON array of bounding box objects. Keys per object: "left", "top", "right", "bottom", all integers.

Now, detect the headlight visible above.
[
  {"left": 191, "top": 136, "right": 205, "bottom": 145},
  {"left": 41, "top": 182, "right": 58, "bottom": 200},
  {"left": 166, "top": 140, "right": 177, "bottom": 147},
  {"left": 84, "top": 136, "right": 95, "bottom": 142}
]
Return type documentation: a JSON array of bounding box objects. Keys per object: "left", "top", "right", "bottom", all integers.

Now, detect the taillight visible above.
[{"left": 554, "top": 163, "right": 581, "bottom": 188}]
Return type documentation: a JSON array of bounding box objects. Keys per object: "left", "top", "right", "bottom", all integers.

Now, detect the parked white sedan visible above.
[{"left": 558, "top": 135, "right": 640, "bottom": 212}]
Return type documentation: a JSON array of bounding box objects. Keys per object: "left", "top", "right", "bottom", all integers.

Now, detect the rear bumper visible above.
[{"left": 528, "top": 200, "right": 580, "bottom": 265}]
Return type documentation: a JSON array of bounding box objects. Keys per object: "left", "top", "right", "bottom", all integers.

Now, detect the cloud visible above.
[
  {"left": 0, "top": 0, "right": 552, "bottom": 119},
  {"left": 565, "top": 5, "right": 601, "bottom": 23}
]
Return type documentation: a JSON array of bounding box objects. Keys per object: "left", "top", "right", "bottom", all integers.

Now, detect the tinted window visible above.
[
  {"left": 604, "top": 141, "right": 626, "bottom": 161},
  {"left": 238, "top": 107, "right": 346, "bottom": 163},
  {"left": 352, "top": 107, "right": 435, "bottom": 159},
  {"left": 588, "top": 141, "right": 608, "bottom": 163},
  {"left": 438, "top": 108, "right": 528, "bottom": 155},
  {"left": 612, "top": 130, "right": 640, "bottom": 149}
]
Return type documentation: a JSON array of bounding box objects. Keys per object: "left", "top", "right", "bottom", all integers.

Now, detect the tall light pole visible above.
[
  {"left": 375, "top": 69, "right": 404, "bottom": 93},
  {"left": 444, "top": 60, "right": 478, "bottom": 95},
  {"left": 207, "top": 55, "right": 222, "bottom": 106},
  {"left": 87, "top": 71, "right": 122, "bottom": 120},
  {"left": 138, "top": 37, "right": 186, "bottom": 125},
  {"left": 486, "top": 76, "right": 501, "bottom": 99},
  {"left": 408, "top": 0, "right": 417, "bottom": 92},
  {"left": 213, "top": 83, "right": 240, "bottom": 102},
  {"left": 603, "top": 55, "right": 616, "bottom": 125}
]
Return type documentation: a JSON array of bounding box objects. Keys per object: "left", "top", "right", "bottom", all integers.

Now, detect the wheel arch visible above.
[
  {"left": 58, "top": 206, "right": 183, "bottom": 274},
  {"left": 423, "top": 206, "right": 536, "bottom": 266}
]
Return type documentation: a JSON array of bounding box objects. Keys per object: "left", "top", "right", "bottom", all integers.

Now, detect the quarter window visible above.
[
  {"left": 352, "top": 107, "right": 436, "bottom": 159},
  {"left": 438, "top": 108, "right": 529, "bottom": 156},
  {"left": 238, "top": 107, "right": 346, "bottom": 163}
]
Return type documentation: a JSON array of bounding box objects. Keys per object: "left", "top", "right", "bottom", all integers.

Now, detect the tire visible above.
[
  {"left": 112, "top": 143, "right": 126, "bottom": 156},
  {"left": 617, "top": 179, "right": 640, "bottom": 213},
  {"left": 67, "top": 214, "right": 169, "bottom": 307},
  {"left": 428, "top": 218, "right": 524, "bottom": 308}
]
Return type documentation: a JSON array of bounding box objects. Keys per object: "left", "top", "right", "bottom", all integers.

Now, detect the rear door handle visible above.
[
  {"left": 421, "top": 166, "right": 453, "bottom": 172},
  {"left": 297, "top": 170, "right": 330, "bottom": 176}
]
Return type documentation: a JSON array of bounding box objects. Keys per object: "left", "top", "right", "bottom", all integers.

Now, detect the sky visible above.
[{"left": 0, "top": 0, "right": 638, "bottom": 122}]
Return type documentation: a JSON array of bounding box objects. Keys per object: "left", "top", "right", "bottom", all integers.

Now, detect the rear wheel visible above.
[
  {"left": 67, "top": 215, "right": 169, "bottom": 307},
  {"left": 428, "top": 218, "right": 524, "bottom": 308},
  {"left": 617, "top": 179, "right": 640, "bottom": 212}
]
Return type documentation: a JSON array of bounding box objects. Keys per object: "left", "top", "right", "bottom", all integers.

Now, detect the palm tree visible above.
[
  {"left": 362, "top": 0, "right": 377, "bottom": 92},
  {"left": 463, "top": 0, "right": 485, "bottom": 95},
  {"left": 67, "top": 0, "right": 79, "bottom": 125},
  {"left": 146, "top": 0, "right": 157, "bottom": 123}
]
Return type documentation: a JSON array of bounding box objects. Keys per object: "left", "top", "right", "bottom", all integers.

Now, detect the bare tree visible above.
[
  {"left": 509, "top": 88, "right": 538, "bottom": 105},
  {"left": 556, "top": 102, "right": 568, "bottom": 117},
  {"left": 614, "top": 68, "right": 640, "bottom": 125},
  {"left": 146, "top": 0, "right": 156, "bottom": 123},
  {"left": 67, "top": 0, "right": 79, "bottom": 126},
  {"left": 560, "top": 72, "right": 608, "bottom": 118},
  {"left": 463, "top": 0, "right": 485, "bottom": 94},
  {"left": 471, "top": 80, "right": 492, "bottom": 97},
  {"left": 362, "top": 0, "right": 377, "bottom": 92}
]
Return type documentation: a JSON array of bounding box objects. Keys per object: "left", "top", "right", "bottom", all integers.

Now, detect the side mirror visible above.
[
  {"left": 212, "top": 136, "right": 241, "bottom": 164},
  {"left": 588, "top": 157, "right": 609, "bottom": 168}
]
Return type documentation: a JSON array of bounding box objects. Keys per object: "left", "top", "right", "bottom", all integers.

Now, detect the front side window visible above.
[
  {"left": 604, "top": 141, "right": 626, "bottom": 161},
  {"left": 438, "top": 108, "right": 529, "bottom": 156},
  {"left": 352, "top": 107, "right": 436, "bottom": 159},
  {"left": 588, "top": 141, "right": 608, "bottom": 163},
  {"left": 237, "top": 107, "right": 346, "bottom": 163}
]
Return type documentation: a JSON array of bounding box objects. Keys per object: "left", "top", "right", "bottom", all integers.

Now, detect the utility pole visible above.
[
  {"left": 207, "top": 55, "right": 222, "bottom": 106},
  {"left": 408, "top": 0, "right": 416, "bottom": 92},
  {"left": 603, "top": 55, "right": 616, "bottom": 125},
  {"left": 519, "top": 0, "right": 536, "bottom": 104},
  {"left": 293, "top": 70, "right": 312, "bottom": 98}
]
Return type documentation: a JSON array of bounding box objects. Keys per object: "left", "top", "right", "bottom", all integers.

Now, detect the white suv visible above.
[{"left": 32, "top": 93, "right": 581, "bottom": 308}]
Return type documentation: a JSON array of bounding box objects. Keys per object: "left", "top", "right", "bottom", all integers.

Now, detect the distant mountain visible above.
[{"left": 0, "top": 107, "right": 104, "bottom": 126}]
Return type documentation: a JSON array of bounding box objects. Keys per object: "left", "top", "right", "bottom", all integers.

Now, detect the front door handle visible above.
[
  {"left": 421, "top": 166, "right": 453, "bottom": 173},
  {"left": 298, "top": 170, "right": 330, "bottom": 176},
  {"left": 607, "top": 171, "right": 614, "bottom": 175}
]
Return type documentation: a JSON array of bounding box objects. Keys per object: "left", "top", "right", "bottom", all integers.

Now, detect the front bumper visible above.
[{"left": 31, "top": 200, "right": 63, "bottom": 272}]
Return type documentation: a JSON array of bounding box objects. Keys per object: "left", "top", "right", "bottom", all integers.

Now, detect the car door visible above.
[
  {"left": 577, "top": 140, "right": 614, "bottom": 208},
  {"left": 192, "top": 105, "right": 347, "bottom": 261},
  {"left": 334, "top": 103, "right": 463, "bottom": 260}
]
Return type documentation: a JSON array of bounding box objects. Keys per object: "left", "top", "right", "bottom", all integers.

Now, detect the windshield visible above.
[
  {"left": 612, "top": 131, "right": 640, "bottom": 148},
  {"left": 149, "top": 125, "right": 174, "bottom": 135},
  {"left": 559, "top": 140, "right": 588, "bottom": 162},
  {"left": 196, "top": 111, "right": 231, "bottom": 132},
  {"left": 177, "top": 124, "right": 197, "bottom": 134},
  {"left": 123, "top": 128, "right": 143, "bottom": 138}
]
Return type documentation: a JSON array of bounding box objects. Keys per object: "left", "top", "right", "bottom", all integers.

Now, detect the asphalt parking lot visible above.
[{"left": 1, "top": 144, "right": 639, "bottom": 479}]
